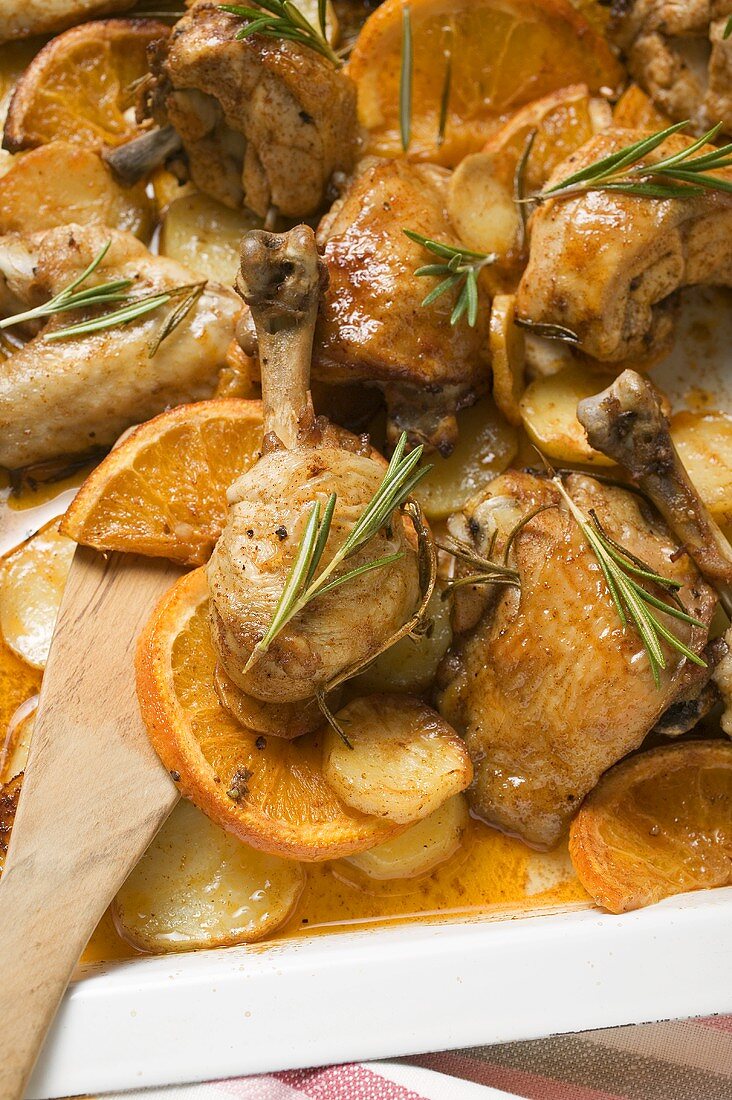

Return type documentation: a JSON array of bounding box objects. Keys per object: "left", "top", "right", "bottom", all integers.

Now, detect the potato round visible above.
[
  {"left": 490, "top": 294, "right": 526, "bottom": 427},
  {"left": 113, "top": 799, "right": 305, "bottom": 953},
  {"left": 160, "top": 193, "right": 262, "bottom": 285},
  {"left": 0, "top": 523, "right": 75, "bottom": 670},
  {"left": 671, "top": 411, "right": 732, "bottom": 524},
  {"left": 448, "top": 154, "right": 521, "bottom": 259},
  {"left": 355, "top": 586, "right": 452, "bottom": 695},
  {"left": 520, "top": 366, "right": 617, "bottom": 466},
  {"left": 323, "top": 695, "right": 472, "bottom": 825},
  {"left": 346, "top": 794, "right": 469, "bottom": 880},
  {"left": 414, "top": 398, "right": 517, "bottom": 520}
]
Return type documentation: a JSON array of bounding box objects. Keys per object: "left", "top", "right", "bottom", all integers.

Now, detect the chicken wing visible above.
[
  {"left": 436, "top": 469, "right": 716, "bottom": 848},
  {"left": 611, "top": 0, "right": 732, "bottom": 133},
  {"left": 0, "top": 0, "right": 135, "bottom": 43},
  {"left": 0, "top": 225, "right": 240, "bottom": 468},
  {"left": 516, "top": 129, "right": 732, "bottom": 363},
  {"left": 147, "top": 1, "right": 358, "bottom": 218},
  {"left": 314, "top": 157, "right": 489, "bottom": 454}
]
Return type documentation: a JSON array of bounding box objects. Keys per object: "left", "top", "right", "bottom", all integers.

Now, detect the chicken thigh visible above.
[
  {"left": 0, "top": 224, "right": 240, "bottom": 468},
  {"left": 516, "top": 129, "right": 732, "bottom": 363},
  {"left": 436, "top": 469, "right": 716, "bottom": 848},
  {"left": 147, "top": 1, "right": 358, "bottom": 218},
  {"left": 611, "top": 0, "right": 732, "bottom": 133},
  {"left": 314, "top": 157, "right": 489, "bottom": 454}
]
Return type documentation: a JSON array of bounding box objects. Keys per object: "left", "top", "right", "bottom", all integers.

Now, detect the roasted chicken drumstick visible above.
[{"left": 207, "top": 226, "right": 422, "bottom": 725}]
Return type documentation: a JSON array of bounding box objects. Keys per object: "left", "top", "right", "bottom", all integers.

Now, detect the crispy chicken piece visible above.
[
  {"left": 314, "top": 157, "right": 489, "bottom": 455},
  {"left": 0, "top": 0, "right": 135, "bottom": 43},
  {"left": 208, "top": 226, "right": 421, "bottom": 720},
  {"left": 610, "top": 0, "right": 732, "bottom": 133},
  {"left": 436, "top": 469, "right": 716, "bottom": 848},
  {"left": 147, "top": 1, "right": 358, "bottom": 218},
  {"left": 516, "top": 129, "right": 732, "bottom": 363},
  {"left": 0, "top": 224, "right": 240, "bottom": 469}
]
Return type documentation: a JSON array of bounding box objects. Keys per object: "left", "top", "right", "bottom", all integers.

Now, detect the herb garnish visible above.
[
  {"left": 220, "top": 0, "right": 340, "bottom": 66},
  {"left": 0, "top": 242, "right": 206, "bottom": 357},
  {"left": 437, "top": 51, "right": 452, "bottom": 147},
  {"left": 244, "top": 432, "right": 431, "bottom": 671},
  {"left": 552, "top": 475, "right": 707, "bottom": 687},
  {"left": 404, "top": 231, "right": 494, "bottom": 327},
  {"left": 399, "top": 5, "right": 413, "bottom": 152},
  {"left": 536, "top": 121, "right": 732, "bottom": 202}
]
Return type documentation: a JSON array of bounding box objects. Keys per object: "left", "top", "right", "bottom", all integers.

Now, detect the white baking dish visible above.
[{"left": 28, "top": 887, "right": 732, "bottom": 1098}]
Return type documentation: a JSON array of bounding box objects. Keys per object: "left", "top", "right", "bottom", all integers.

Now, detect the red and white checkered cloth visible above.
[{"left": 98, "top": 1014, "right": 732, "bottom": 1100}]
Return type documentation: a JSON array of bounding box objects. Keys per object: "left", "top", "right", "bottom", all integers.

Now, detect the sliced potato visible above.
[
  {"left": 160, "top": 193, "right": 262, "bottom": 285},
  {"left": 447, "top": 154, "right": 521, "bottom": 261},
  {"left": 671, "top": 411, "right": 732, "bottom": 524},
  {"left": 0, "top": 699, "right": 35, "bottom": 784},
  {"left": 519, "top": 365, "right": 616, "bottom": 466},
  {"left": 113, "top": 799, "right": 305, "bottom": 953},
  {"left": 355, "top": 585, "right": 452, "bottom": 695},
  {"left": 414, "top": 398, "right": 518, "bottom": 520},
  {"left": 0, "top": 523, "right": 75, "bottom": 670},
  {"left": 613, "top": 84, "right": 670, "bottom": 130},
  {"left": 490, "top": 294, "right": 525, "bottom": 426},
  {"left": 323, "top": 695, "right": 472, "bottom": 826},
  {"left": 346, "top": 794, "right": 469, "bottom": 880},
  {"left": 0, "top": 142, "right": 154, "bottom": 239}
]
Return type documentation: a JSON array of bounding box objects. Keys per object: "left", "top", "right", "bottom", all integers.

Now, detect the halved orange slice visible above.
[
  {"left": 4, "top": 19, "right": 169, "bottom": 153},
  {"left": 136, "top": 568, "right": 398, "bottom": 861},
  {"left": 61, "top": 399, "right": 263, "bottom": 566},
  {"left": 569, "top": 741, "right": 732, "bottom": 914},
  {"left": 347, "top": 0, "right": 623, "bottom": 167}
]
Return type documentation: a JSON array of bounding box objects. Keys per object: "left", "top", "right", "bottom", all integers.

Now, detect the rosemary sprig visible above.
[
  {"left": 400, "top": 5, "right": 413, "bottom": 152},
  {"left": 220, "top": 1, "right": 340, "bottom": 65},
  {"left": 0, "top": 242, "right": 207, "bottom": 357},
  {"left": 514, "top": 317, "right": 580, "bottom": 344},
  {"left": 552, "top": 475, "right": 707, "bottom": 687},
  {"left": 437, "top": 51, "right": 451, "bottom": 147},
  {"left": 404, "top": 230, "right": 495, "bottom": 326},
  {"left": 439, "top": 534, "right": 520, "bottom": 595},
  {"left": 725, "top": 14, "right": 732, "bottom": 38},
  {"left": 244, "top": 433, "right": 431, "bottom": 670},
  {"left": 537, "top": 121, "right": 732, "bottom": 202}
]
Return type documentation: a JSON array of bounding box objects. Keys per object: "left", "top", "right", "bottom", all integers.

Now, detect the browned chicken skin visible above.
[
  {"left": 611, "top": 0, "right": 732, "bottom": 133},
  {"left": 436, "top": 469, "right": 716, "bottom": 848},
  {"left": 147, "top": 1, "right": 359, "bottom": 218},
  {"left": 314, "top": 157, "right": 489, "bottom": 455},
  {"left": 516, "top": 129, "right": 732, "bottom": 363}
]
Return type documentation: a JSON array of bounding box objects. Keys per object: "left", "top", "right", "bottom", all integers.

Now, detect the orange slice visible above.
[
  {"left": 4, "top": 19, "right": 169, "bottom": 153},
  {"left": 135, "top": 568, "right": 398, "bottom": 861},
  {"left": 347, "top": 0, "right": 623, "bottom": 167},
  {"left": 61, "top": 400, "right": 263, "bottom": 566},
  {"left": 569, "top": 741, "right": 732, "bottom": 914},
  {"left": 481, "top": 83, "right": 611, "bottom": 195}
]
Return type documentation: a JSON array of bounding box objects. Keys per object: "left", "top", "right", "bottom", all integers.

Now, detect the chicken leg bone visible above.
[
  {"left": 237, "top": 225, "right": 327, "bottom": 450},
  {"left": 577, "top": 369, "right": 732, "bottom": 613}
]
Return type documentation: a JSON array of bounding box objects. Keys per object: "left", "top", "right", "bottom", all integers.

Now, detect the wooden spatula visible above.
[{"left": 0, "top": 548, "right": 180, "bottom": 1100}]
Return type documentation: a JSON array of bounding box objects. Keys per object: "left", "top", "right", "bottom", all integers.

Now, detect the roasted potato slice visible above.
[
  {"left": 113, "top": 799, "right": 305, "bottom": 953},
  {"left": 670, "top": 411, "right": 732, "bottom": 525},
  {"left": 323, "top": 695, "right": 472, "bottom": 826},
  {"left": 346, "top": 794, "right": 469, "bottom": 880},
  {"left": 519, "top": 366, "right": 617, "bottom": 466},
  {"left": 447, "top": 156, "right": 521, "bottom": 262},
  {"left": 490, "top": 294, "right": 526, "bottom": 426},
  {"left": 0, "top": 701, "right": 35, "bottom": 784},
  {"left": 160, "top": 193, "right": 262, "bottom": 286},
  {"left": 0, "top": 1, "right": 137, "bottom": 45},
  {"left": 613, "top": 85, "right": 670, "bottom": 130},
  {"left": 414, "top": 398, "right": 518, "bottom": 520},
  {"left": 355, "top": 585, "right": 452, "bottom": 695},
  {"left": 0, "top": 523, "right": 75, "bottom": 670},
  {"left": 4, "top": 19, "right": 169, "bottom": 154},
  {"left": 0, "top": 142, "right": 154, "bottom": 238}
]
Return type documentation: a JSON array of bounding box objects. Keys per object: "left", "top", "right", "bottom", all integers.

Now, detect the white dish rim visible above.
[{"left": 28, "top": 885, "right": 732, "bottom": 1098}]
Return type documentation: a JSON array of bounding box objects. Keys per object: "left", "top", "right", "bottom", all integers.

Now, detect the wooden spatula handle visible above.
[{"left": 0, "top": 550, "right": 179, "bottom": 1100}]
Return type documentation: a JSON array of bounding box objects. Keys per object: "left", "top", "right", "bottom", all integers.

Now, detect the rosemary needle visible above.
[
  {"left": 399, "top": 5, "right": 413, "bottom": 152},
  {"left": 244, "top": 433, "right": 431, "bottom": 670},
  {"left": 404, "top": 230, "right": 495, "bottom": 327},
  {"left": 537, "top": 121, "right": 732, "bottom": 202},
  {"left": 220, "top": 1, "right": 340, "bottom": 65}
]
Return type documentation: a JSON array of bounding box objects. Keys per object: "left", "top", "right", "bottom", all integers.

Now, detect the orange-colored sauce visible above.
[{"left": 1, "top": 480, "right": 588, "bottom": 966}]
